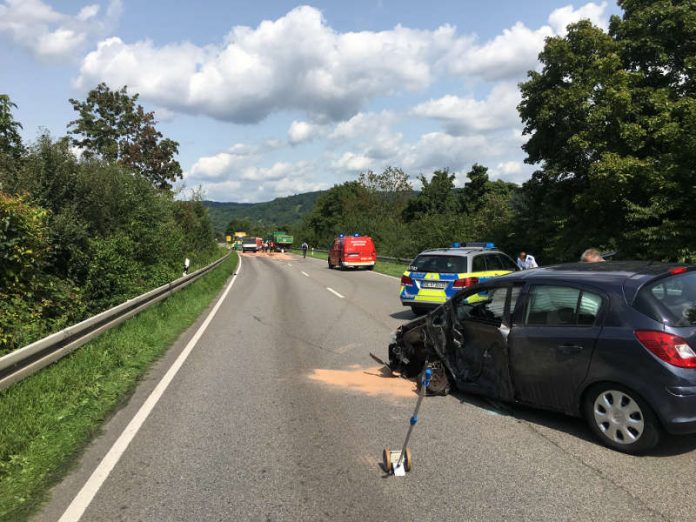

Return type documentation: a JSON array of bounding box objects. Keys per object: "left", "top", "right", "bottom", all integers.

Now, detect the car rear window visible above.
[
  {"left": 409, "top": 255, "right": 468, "bottom": 273},
  {"left": 635, "top": 272, "right": 696, "bottom": 326}
]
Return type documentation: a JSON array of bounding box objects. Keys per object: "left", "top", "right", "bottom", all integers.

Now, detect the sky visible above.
[{"left": 0, "top": 0, "right": 620, "bottom": 202}]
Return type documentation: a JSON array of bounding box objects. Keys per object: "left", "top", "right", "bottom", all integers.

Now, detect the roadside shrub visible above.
[
  {"left": 0, "top": 193, "right": 85, "bottom": 354},
  {"left": 0, "top": 192, "right": 49, "bottom": 290}
]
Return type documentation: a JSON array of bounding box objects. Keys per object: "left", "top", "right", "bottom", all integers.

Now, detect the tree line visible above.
[
  {"left": 0, "top": 86, "right": 217, "bottom": 355},
  {"left": 293, "top": 0, "right": 696, "bottom": 264}
]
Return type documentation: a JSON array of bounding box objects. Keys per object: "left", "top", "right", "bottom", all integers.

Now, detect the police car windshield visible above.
[{"left": 410, "top": 255, "right": 468, "bottom": 273}]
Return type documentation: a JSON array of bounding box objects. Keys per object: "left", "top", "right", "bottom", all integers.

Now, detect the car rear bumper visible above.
[
  {"left": 342, "top": 261, "right": 375, "bottom": 266},
  {"left": 661, "top": 386, "right": 696, "bottom": 435},
  {"left": 400, "top": 296, "right": 444, "bottom": 308}
]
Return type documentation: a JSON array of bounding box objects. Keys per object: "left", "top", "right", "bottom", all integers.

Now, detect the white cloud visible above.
[
  {"left": 288, "top": 120, "right": 320, "bottom": 145},
  {"left": 445, "top": 22, "right": 553, "bottom": 82},
  {"left": 332, "top": 152, "right": 373, "bottom": 172},
  {"left": 78, "top": 6, "right": 448, "bottom": 123},
  {"left": 330, "top": 111, "right": 403, "bottom": 160},
  {"left": 195, "top": 179, "right": 242, "bottom": 201},
  {"left": 183, "top": 143, "right": 327, "bottom": 202},
  {"left": 491, "top": 160, "right": 534, "bottom": 183},
  {"left": 402, "top": 132, "right": 496, "bottom": 175},
  {"left": 187, "top": 146, "right": 256, "bottom": 181},
  {"left": 444, "top": 2, "right": 608, "bottom": 81},
  {"left": 411, "top": 83, "right": 521, "bottom": 135},
  {"left": 549, "top": 2, "right": 608, "bottom": 35},
  {"left": 240, "top": 162, "right": 302, "bottom": 181},
  {"left": 0, "top": 0, "right": 121, "bottom": 60},
  {"left": 77, "top": 4, "right": 100, "bottom": 21},
  {"left": 75, "top": 3, "right": 608, "bottom": 123},
  {"left": 330, "top": 111, "right": 395, "bottom": 139},
  {"left": 262, "top": 176, "right": 325, "bottom": 197}
]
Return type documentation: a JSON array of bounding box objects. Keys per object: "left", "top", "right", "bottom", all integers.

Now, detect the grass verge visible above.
[
  {"left": 0, "top": 252, "right": 238, "bottom": 522},
  {"left": 293, "top": 249, "right": 408, "bottom": 279}
]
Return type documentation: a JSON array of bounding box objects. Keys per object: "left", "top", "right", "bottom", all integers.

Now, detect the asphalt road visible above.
[{"left": 38, "top": 253, "right": 696, "bottom": 521}]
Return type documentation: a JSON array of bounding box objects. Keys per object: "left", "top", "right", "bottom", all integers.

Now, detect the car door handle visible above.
[{"left": 558, "top": 344, "right": 584, "bottom": 354}]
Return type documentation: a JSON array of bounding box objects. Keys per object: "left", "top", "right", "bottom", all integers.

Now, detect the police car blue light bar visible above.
[{"left": 465, "top": 242, "right": 496, "bottom": 249}]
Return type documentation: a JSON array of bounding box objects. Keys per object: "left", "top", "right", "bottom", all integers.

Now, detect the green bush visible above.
[{"left": 0, "top": 134, "right": 219, "bottom": 355}]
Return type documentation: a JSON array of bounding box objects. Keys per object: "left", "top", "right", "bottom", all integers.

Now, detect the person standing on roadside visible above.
[
  {"left": 580, "top": 248, "right": 605, "bottom": 263},
  {"left": 301, "top": 241, "right": 309, "bottom": 258},
  {"left": 516, "top": 251, "right": 538, "bottom": 270}
]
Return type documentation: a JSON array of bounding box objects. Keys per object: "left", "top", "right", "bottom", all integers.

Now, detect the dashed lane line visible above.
[{"left": 326, "top": 287, "right": 345, "bottom": 299}]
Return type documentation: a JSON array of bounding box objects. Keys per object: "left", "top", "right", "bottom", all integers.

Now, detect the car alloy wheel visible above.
[{"left": 592, "top": 389, "right": 644, "bottom": 444}]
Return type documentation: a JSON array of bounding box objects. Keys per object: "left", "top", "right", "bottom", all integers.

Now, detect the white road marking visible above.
[
  {"left": 288, "top": 263, "right": 293, "bottom": 267},
  {"left": 59, "top": 255, "right": 244, "bottom": 522},
  {"left": 326, "top": 287, "right": 345, "bottom": 299},
  {"left": 301, "top": 271, "right": 309, "bottom": 277}
]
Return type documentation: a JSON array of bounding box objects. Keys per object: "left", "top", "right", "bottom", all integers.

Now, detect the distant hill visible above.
[{"left": 204, "top": 191, "right": 323, "bottom": 235}]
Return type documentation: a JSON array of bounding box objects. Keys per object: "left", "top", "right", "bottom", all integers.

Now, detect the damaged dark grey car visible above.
[{"left": 388, "top": 263, "right": 696, "bottom": 454}]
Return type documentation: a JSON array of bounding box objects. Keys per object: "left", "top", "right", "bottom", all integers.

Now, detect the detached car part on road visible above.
[{"left": 389, "top": 262, "right": 696, "bottom": 453}]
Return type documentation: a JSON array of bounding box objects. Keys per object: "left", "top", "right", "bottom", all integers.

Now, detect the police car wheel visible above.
[{"left": 410, "top": 306, "right": 429, "bottom": 316}]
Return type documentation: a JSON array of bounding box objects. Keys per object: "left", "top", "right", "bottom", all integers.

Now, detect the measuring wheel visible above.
[
  {"left": 383, "top": 448, "right": 393, "bottom": 473},
  {"left": 403, "top": 448, "right": 413, "bottom": 472}
]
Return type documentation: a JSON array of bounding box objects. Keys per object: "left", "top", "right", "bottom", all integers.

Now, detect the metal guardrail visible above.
[
  {"left": 291, "top": 247, "right": 412, "bottom": 265},
  {"left": 0, "top": 253, "right": 231, "bottom": 391}
]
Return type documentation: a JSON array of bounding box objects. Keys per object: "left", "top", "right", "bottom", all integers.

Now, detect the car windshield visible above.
[
  {"left": 410, "top": 254, "right": 468, "bottom": 273},
  {"left": 635, "top": 272, "right": 696, "bottom": 326}
]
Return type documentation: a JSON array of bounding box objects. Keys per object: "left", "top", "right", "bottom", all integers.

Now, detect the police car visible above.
[{"left": 400, "top": 243, "right": 518, "bottom": 315}]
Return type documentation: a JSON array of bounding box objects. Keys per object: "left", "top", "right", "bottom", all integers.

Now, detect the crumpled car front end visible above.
[
  {"left": 388, "top": 315, "right": 430, "bottom": 377},
  {"left": 387, "top": 311, "right": 452, "bottom": 394}
]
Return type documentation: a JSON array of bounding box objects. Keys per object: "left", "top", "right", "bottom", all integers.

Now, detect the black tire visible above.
[
  {"left": 583, "top": 383, "right": 662, "bottom": 454},
  {"left": 410, "top": 305, "right": 428, "bottom": 316},
  {"left": 366, "top": 265, "right": 374, "bottom": 271},
  {"left": 327, "top": 257, "right": 334, "bottom": 269}
]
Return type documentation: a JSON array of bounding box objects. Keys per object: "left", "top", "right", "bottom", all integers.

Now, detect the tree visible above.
[
  {"left": 358, "top": 166, "right": 412, "bottom": 202},
  {"left": 518, "top": 2, "right": 696, "bottom": 262},
  {"left": 0, "top": 95, "right": 23, "bottom": 159},
  {"left": 402, "top": 168, "right": 459, "bottom": 221},
  {"left": 302, "top": 181, "right": 372, "bottom": 247},
  {"left": 461, "top": 163, "right": 490, "bottom": 212},
  {"left": 68, "top": 83, "right": 182, "bottom": 190}
]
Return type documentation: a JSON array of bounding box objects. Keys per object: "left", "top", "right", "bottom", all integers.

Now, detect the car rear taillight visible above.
[
  {"left": 671, "top": 266, "right": 688, "bottom": 275},
  {"left": 401, "top": 275, "right": 414, "bottom": 286},
  {"left": 453, "top": 277, "right": 479, "bottom": 288},
  {"left": 635, "top": 330, "right": 696, "bottom": 368}
]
